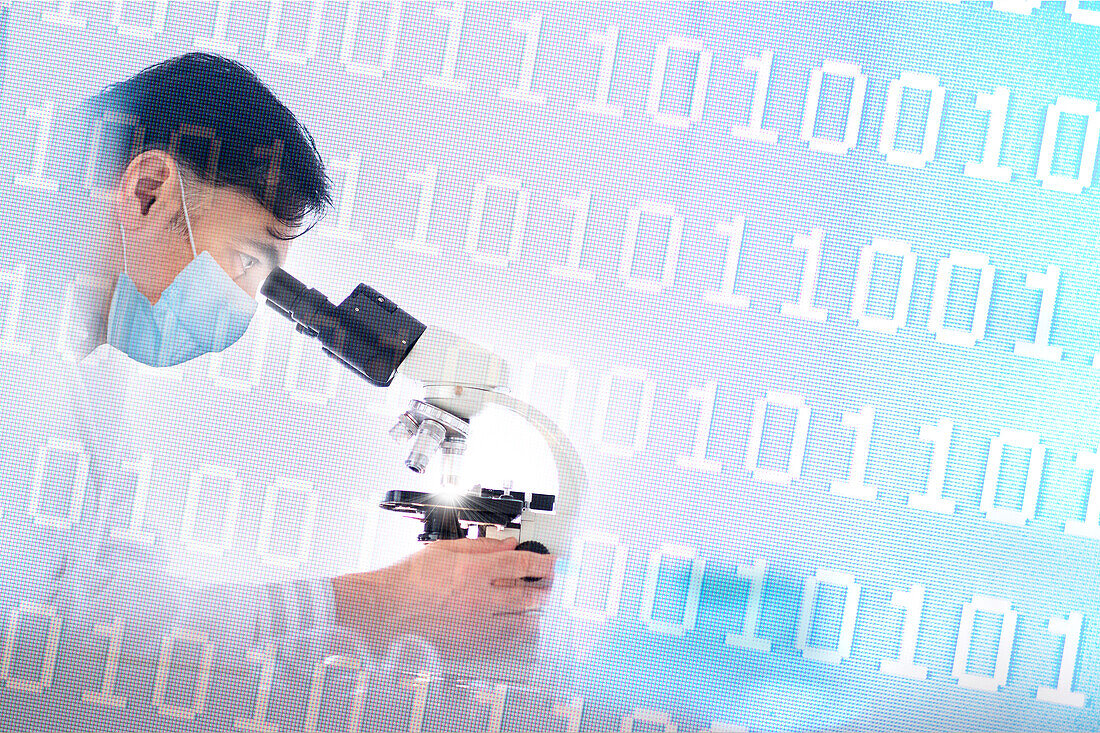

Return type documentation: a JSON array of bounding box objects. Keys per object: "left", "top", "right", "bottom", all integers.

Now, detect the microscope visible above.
[{"left": 261, "top": 269, "right": 586, "bottom": 561}]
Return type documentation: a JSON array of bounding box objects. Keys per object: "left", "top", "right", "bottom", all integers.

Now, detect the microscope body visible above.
[{"left": 261, "top": 270, "right": 585, "bottom": 556}]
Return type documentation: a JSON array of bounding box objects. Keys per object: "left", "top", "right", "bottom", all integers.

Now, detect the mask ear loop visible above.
[
  {"left": 177, "top": 166, "right": 199, "bottom": 261},
  {"left": 117, "top": 221, "right": 130, "bottom": 277}
]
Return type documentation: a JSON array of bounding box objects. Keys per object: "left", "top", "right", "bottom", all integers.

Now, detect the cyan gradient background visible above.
[{"left": 3, "top": 1, "right": 1100, "bottom": 730}]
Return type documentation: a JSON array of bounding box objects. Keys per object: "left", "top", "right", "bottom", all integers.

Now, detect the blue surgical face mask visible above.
[{"left": 106, "top": 170, "right": 257, "bottom": 368}]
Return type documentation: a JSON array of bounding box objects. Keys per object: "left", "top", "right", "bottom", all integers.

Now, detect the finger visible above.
[
  {"left": 487, "top": 550, "right": 556, "bottom": 581},
  {"left": 436, "top": 536, "right": 518, "bottom": 554},
  {"left": 488, "top": 585, "right": 551, "bottom": 613},
  {"left": 489, "top": 574, "right": 554, "bottom": 589}
]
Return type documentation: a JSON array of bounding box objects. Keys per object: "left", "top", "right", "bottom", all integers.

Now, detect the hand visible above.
[{"left": 331, "top": 537, "right": 556, "bottom": 668}]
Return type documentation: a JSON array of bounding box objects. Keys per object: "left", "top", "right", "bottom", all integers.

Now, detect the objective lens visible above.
[{"left": 405, "top": 420, "right": 446, "bottom": 473}]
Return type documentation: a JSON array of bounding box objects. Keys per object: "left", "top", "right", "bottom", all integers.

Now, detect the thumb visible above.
[{"left": 439, "top": 536, "right": 519, "bottom": 554}]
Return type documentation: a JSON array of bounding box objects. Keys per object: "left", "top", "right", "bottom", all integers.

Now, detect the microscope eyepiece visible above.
[
  {"left": 261, "top": 268, "right": 310, "bottom": 320},
  {"left": 260, "top": 267, "right": 427, "bottom": 387}
]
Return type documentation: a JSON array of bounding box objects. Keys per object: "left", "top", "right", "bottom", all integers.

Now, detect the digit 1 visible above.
[
  {"left": 1064, "top": 447, "right": 1100, "bottom": 538},
  {"left": 252, "top": 140, "right": 283, "bottom": 213},
  {"left": 500, "top": 14, "right": 547, "bottom": 105},
  {"left": 731, "top": 49, "right": 778, "bottom": 144},
  {"left": 318, "top": 151, "right": 364, "bottom": 243},
  {"left": 422, "top": 1, "right": 469, "bottom": 92},
  {"left": 110, "top": 452, "right": 156, "bottom": 546},
  {"left": 355, "top": 495, "right": 383, "bottom": 571},
  {"left": 551, "top": 190, "right": 596, "bottom": 282},
  {"left": 577, "top": 25, "right": 624, "bottom": 117},
  {"left": 724, "top": 558, "right": 772, "bottom": 652},
  {"left": 406, "top": 670, "right": 431, "bottom": 733},
  {"left": 830, "top": 406, "right": 877, "bottom": 500},
  {"left": 82, "top": 617, "right": 127, "bottom": 708},
  {"left": 909, "top": 418, "right": 955, "bottom": 514},
  {"left": 234, "top": 647, "right": 277, "bottom": 731},
  {"left": 703, "top": 218, "right": 749, "bottom": 309},
  {"left": 396, "top": 165, "right": 439, "bottom": 254},
  {"left": 780, "top": 228, "right": 828, "bottom": 322},
  {"left": 193, "top": 0, "right": 240, "bottom": 53},
  {"left": 879, "top": 584, "right": 929, "bottom": 680},
  {"left": 55, "top": 281, "right": 85, "bottom": 362},
  {"left": 1037, "top": 612, "right": 1086, "bottom": 707},
  {"left": 675, "top": 381, "right": 723, "bottom": 474},
  {"left": 964, "top": 87, "right": 1012, "bottom": 182},
  {"left": 14, "top": 101, "right": 60, "bottom": 193},
  {"left": 1014, "top": 265, "right": 1062, "bottom": 361}
]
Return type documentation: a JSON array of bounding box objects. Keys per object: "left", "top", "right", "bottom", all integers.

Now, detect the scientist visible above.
[{"left": 0, "top": 52, "right": 552, "bottom": 729}]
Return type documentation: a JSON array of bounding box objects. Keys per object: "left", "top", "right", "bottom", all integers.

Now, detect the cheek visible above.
[
  {"left": 234, "top": 267, "right": 270, "bottom": 299},
  {"left": 200, "top": 246, "right": 255, "bottom": 296},
  {"left": 200, "top": 240, "right": 243, "bottom": 277}
]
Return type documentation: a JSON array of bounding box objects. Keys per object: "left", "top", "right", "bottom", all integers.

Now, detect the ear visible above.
[{"left": 115, "top": 150, "right": 180, "bottom": 239}]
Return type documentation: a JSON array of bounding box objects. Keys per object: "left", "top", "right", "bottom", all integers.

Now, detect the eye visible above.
[{"left": 238, "top": 252, "right": 260, "bottom": 273}]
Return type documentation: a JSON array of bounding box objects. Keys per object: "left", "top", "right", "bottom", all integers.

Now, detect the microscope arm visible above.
[{"left": 477, "top": 390, "right": 587, "bottom": 557}]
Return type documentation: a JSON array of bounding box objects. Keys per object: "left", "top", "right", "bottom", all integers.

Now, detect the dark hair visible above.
[{"left": 84, "top": 52, "right": 330, "bottom": 235}]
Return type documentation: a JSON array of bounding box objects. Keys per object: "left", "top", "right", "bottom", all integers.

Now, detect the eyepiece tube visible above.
[{"left": 259, "top": 267, "right": 427, "bottom": 387}]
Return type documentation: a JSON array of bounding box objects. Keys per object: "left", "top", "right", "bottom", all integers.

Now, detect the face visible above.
[{"left": 112, "top": 149, "right": 296, "bottom": 304}]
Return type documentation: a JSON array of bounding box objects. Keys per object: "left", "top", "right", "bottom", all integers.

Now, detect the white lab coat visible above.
[{"left": 0, "top": 343, "right": 364, "bottom": 731}]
